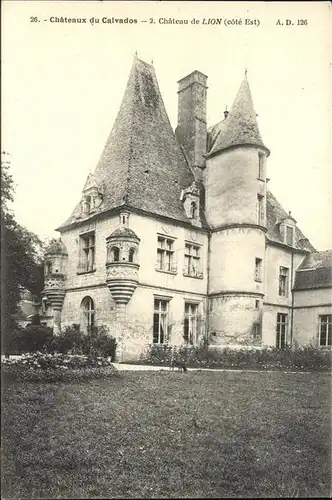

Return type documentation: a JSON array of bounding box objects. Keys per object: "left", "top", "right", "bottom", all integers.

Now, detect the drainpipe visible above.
[
  {"left": 205, "top": 231, "right": 212, "bottom": 345},
  {"left": 290, "top": 250, "right": 294, "bottom": 346}
]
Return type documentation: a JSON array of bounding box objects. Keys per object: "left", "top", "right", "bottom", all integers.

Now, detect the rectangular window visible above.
[
  {"left": 276, "top": 313, "right": 288, "bottom": 348},
  {"left": 184, "top": 303, "right": 199, "bottom": 345},
  {"left": 156, "top": 236, "right": 176, "bottom": 273},
  {"left": 153, "top": 299, "right": 169, "bottom": 344},
  {"left": 184, "top": 243, "right": 201, "bottom": 277},
  {"left": 252, "top": 322, "right": 261, "bottom": 339},
  {"left": 79, "top": 232, "right": 95, "bottom": 272},
  {"left": 279, "top": 266, "right": 289, "bottom": 297},
  {"left": 255, "top": 258, "right": 262, "bottom": 282},
  {"left": 319, "top": 315, "right": 332, "bottom": 346},
  {"left": 257, "top": 195, "right": 264, "bottom": 225},
  {"left": 258, "top": 152, "right": 264, "bottom": 179},
  {"left": 286, "top": 226, "right": 294, "bottom": 246}
]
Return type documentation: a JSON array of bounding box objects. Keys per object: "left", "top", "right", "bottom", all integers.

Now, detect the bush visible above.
[
  {"left": 48, "top": 324, "right": 117, "bottom": 360},
  {"left": 5, "top": 325, "right": 54, "bottom": 355},
  {"left": 136, "top": 343, "right": 332, "bottom": 372},
  {"left": 1, "top": 352, "right": 119, "bottom": 383},
  {"left": 3, "top": 324, "right": 117, "bottom": 360},
  {"left": 51, "top": 324, "right": 85, "bottom": 354}
]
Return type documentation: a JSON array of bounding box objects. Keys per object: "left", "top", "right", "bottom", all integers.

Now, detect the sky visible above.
[{"left": 2, "top": 1, "right": 331, "bottom": 250}]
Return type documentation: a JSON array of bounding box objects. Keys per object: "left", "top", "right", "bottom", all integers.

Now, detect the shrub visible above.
[
  {"left": 49, "top": 324, "right": 117, "bottom": 360},
  {"left": 1, "top": 352, "right": 119, "bottom": 383},
  {"left": 51, "top": 324, "right": 84, "bottom": 354},
  {"left": 136, "top": 343, "right": 331, "bottom": 372},
  {"left": 4, "top": 323, "right": 118, "bottom": 360},
  {"left": 5, "top": 325, "right": 54, "bottom": 355},
  {"left": 88, "top": 325, "right": 117, "bottom": 359}
]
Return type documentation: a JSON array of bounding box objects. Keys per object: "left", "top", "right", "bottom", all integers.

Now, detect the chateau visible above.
[{"left": 42, "top": 56, "right": 332, "bottom": 361}]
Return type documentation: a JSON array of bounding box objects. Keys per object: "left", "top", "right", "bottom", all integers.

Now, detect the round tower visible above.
[
  {"left": 205, "top": 75, "right": 270, "bottom": 346},
  {"left": 43, "top": 239, "right": 68, "bottom": 334}
]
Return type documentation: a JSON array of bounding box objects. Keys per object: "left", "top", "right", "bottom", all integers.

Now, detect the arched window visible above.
[
  {"left": 190, "top": 201, "right": 197, "bottom": 219},
  {"left": 81, "top": 296, "right": 95, "bottom": 333},
  {"left": 129, "top": 248, "right": 136, "bottom": 263},
  {"left": 46, "top": 262, "right": 53, "bottom": 275},
  {"left": 110, "top": 246, "right": 120, "bottom": 262}
]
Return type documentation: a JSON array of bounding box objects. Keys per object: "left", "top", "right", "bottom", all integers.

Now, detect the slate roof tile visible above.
[
  {"left": 207, "top": 76, "right": 268, "bottom": 156},
  {"left": 57, "top": 57, "right": 194, "bottom": 230},
  {"left": 294, "top": 250, "right": 332, "bottom": 290},
  {"left": 266, "top": 191, "right": 316, "bottom": 252}
]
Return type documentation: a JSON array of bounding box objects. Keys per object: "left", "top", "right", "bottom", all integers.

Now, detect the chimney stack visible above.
[{"left": 175, "top": 70, "right": 208, "bottom": 181}]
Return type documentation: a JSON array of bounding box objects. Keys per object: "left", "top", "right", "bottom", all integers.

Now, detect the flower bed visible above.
[
  {"left": 1, "top": 352, "right": 119, "bottom": 383},
  {"left": 128, "top": 344, "right": 332, "bottom": 372}
]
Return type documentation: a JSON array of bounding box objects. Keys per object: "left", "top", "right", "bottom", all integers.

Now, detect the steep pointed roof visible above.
[
  {"left": 208, "top": 76, "right": 268, "bottom": 157},
  {"left": 58, "top": 57, "right": 194, "bottom": 230}
]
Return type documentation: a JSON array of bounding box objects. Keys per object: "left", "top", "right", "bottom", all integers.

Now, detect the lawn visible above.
[{"left": 2, "top": 370, "right": 331, "bottom": 498}]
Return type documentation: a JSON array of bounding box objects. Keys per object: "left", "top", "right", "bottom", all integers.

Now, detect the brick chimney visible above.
[{"left": 175, "top": 70, "right": 208, "bottom": 181}]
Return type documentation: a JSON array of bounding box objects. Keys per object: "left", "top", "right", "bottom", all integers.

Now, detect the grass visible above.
[{"left": 2, "top": 371, "right": 331, "bottom": 498}]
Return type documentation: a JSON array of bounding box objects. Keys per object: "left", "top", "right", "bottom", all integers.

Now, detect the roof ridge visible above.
[{"left": 126, "top": 61, "right": 137, "bottom": 204}]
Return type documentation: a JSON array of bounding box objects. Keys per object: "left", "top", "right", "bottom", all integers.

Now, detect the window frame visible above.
[
  {"left": 78, "top": 231, "right": 96, "bottom": 274},
  {"left": 183, "top": 242, "right": 202, "bottom": 278},
  {"left": 252, "top": 321, "right": 261, "bottom": 340},
  {"left": 318, "top": 314, "right": 332, "bottom": 347},
  {"left": 184, "top": 302, "right": 199, "bottom": 345},
  {"left": 81, "top": 296, "right": 95, "bottom": 334},
  {"left": 156, "top": 236, "right": 177, "bottom": 274},
  {"left": 255, "top": 257, "right": 263, "bottom": 282},
  {"left": 257, "top": 194, "right": 264, "bottom": 226},
  {"left": 278, "top": 266, "right": 289, "bottom": 297},
  {"left": 276, "top": 312, "right": 288, "bottom": 348},
  {"left": 153, "top": 298, "right": 170, "bottom": 344},
  {"left": 258, "top": 152, "right": 264, "bottom": 180},
  {"left": 285, "top": 225, "right": 294, "bottom": 246}
]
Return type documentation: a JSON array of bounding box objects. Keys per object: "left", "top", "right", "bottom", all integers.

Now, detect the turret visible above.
[
  {"left": 105, "top": 212, "right": 140, "bottom": 307},
  {"left": 43, "top": 239, "right": 68, "bottom": 334},
  {"left": 205, "top": 74, "right": 270, "bottom": 346}
]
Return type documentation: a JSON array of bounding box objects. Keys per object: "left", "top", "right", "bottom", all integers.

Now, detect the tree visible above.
[{"left": 1, "top": 151, "right": 44, "bottom": 354}]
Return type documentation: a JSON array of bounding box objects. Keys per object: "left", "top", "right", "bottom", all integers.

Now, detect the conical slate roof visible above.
[
  {"left": 107, "top": 227, "right": 139, "bottom": 240},
  {"left": 45, "top": 238, "right": 68, "bottom": 256},
  {"left": 58, "top": 57, "right": 194, "bottom": 230},
  {"left": 208, "top": 76, "right": 268, "bottom": 156}
]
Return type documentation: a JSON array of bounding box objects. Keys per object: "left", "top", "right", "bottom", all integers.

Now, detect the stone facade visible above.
[{"left": 42, "top": 57, "right": 332, "bottom": 360}]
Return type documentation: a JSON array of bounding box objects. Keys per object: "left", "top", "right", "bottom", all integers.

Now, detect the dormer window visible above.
[
  {"left": 81, "top": 173, "right": 103, "bottom": 216},
  {"left": 277, "top": 212, "right": 297, "bottom": 246},
  {"left": 181, "top": 182, "right": 201, "bottom": 227},
  {"left": 82, "top": 196, "right": 91, "bottom": 215},
  {"left": 190, "top": 202, "right": 197, "bottom": 219},
  {"left": 285, "top": 225, "right": 294, "bottom": 246}
]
